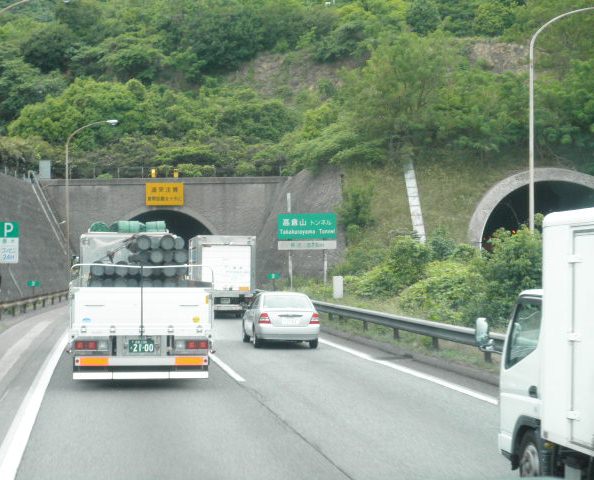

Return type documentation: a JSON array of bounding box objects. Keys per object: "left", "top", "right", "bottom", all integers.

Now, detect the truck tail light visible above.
[
  {"left": 74, "top": 340, "right": 101, "bottom": 350},
  {"left": 259, "top": 313, "right": 271, "bottom": 324},
  {"left": 185, "top": 340, "right": 209, "bottom": 350},
  {"left": 309, "top": 313, "right": 320, "bottom": 325}
]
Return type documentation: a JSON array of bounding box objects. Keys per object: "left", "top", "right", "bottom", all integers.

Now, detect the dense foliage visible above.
[
  {"left": 0, "top": 0, "right": 591, "bottom": 177},
  {"left": 342, "top": 225, "right": 542, "bottom": 329}
]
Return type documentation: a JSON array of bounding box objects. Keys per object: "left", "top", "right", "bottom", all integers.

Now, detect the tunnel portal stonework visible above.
[
  {"left": 468, "top": 168, "right": 594, "bottom": 247},
  {"left": 40, "top": 169, "right": 345, "bottom": 287}
]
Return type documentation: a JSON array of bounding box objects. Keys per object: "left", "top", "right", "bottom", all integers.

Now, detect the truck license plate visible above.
[
  {"left": 128, "top": 339, "right": 155, "bottom": 354},
  {"left": 220, "top": 297, "right": 231, "bottom": 304}
]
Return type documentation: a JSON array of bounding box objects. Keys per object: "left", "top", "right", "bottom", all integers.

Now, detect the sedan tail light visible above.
[
  {"left": 309, "top": 313, "right": 320, "bottom": 325},
  {"left": 258, "top": 313, "right": 271, "bottom": 324}
]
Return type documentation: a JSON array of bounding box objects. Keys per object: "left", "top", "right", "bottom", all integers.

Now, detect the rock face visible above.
[{"left": 469, "top": 42, "right": 528, "bottom": 74}]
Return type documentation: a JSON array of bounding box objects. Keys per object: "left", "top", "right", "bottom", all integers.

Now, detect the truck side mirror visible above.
[{"left": 475, "top": 317, "right": 495, "bottom": 352}]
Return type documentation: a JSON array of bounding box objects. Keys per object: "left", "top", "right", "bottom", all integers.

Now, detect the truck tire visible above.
[
  {"left": 242, "top": 322, "right": 250, "bottom": 343},
  {"left": 252, "top": 328, "right": 262, "bottom": 348},
  {"left": 519, "top": 430, "right": 541, "bottom": 477}
]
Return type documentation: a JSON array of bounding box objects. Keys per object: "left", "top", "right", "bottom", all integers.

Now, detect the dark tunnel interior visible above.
[
  {"left": 482, "top": 181, "right": 594, "bottom": 246},
  {"left": 130, "top": 210, "right": 211, "bottom": 244}
]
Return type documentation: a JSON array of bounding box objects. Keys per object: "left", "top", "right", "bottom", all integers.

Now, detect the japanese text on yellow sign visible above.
[{"left": 146, "top": 183, "right": 184, "bottom": 206}]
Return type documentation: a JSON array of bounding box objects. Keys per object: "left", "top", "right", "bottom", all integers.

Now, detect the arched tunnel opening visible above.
[
  {"left": 130, "top": 210, "right": 211, "bottom": 245},
  {"left": 482, "top": 181, "right": 594, "bottom": 246}
]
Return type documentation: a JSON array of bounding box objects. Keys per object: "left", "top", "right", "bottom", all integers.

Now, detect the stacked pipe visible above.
[{"left": 88, "top": 234, "right": 189, "bottom": 287}]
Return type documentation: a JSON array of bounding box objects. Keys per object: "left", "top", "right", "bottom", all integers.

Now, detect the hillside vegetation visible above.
[{"left": 1, "top": 0, "right": 593, "bottom": 328}]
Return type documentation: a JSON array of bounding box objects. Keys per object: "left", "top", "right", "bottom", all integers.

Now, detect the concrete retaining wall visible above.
[{"left": 0, "top": 173, "right": 69, "bottom": 302}]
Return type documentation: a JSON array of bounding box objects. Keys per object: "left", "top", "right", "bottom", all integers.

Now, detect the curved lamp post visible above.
[
  {"left": 65, "top": 119, "right": 118, "bottom": 263},
  {"left": 0, "top": 0, "right": 31, "bottom": 15},
  {"left": 528, "top": 7, "right": 594, "bottom": 231}
]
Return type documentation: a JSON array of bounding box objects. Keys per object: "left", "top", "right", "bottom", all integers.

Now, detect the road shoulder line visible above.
[
  {"left": 210, "top": 354, "right": 246, "bottom": 383},
  {"left": 0, "top": 331, "right": 67, "bottom": 480},
  {"left": 320, "top": 338, "right": 498, "bottom": 405}
]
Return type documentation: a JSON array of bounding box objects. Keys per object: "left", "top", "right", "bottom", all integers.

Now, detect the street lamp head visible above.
[{"left": 106, "top": 119, "right": 119, "bottom": 126}]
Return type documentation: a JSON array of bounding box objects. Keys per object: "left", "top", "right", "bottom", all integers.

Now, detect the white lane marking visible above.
[
  {"left": 0, "top": 331, "right": 67, "bottom": 480},
  {"left": 319, "top": 338, "right": 498, "bottom": 405},
  {"left": 0, "top": 320, "right": 53, "bottom": 384},
  {"left": 210, "top": 354, "right": 246, "bottom": 383}
]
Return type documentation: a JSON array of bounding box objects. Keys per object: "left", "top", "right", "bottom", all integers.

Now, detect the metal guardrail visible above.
[
  {"left": 312, "top": 300, "right": 506, "bottom": 362},
  {"left": 0, "top": 290, "right": 69, "bottom": 320}
]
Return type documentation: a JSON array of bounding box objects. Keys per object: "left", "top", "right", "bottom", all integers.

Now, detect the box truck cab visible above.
[{"left": 477, "top": 208, "right": 594, "bottom": 478}]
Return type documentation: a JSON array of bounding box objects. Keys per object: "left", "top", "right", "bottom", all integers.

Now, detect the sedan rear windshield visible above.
[{"left": 263, "top": 295, "right": 312, "bottom": 309}]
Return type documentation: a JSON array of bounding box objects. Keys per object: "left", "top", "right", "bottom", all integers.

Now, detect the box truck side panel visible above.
[
  {"left": 542, "top": 221, "right": 594, "bottom": 457},
  {"left": 570, "top": 230, "right": 594, "bottom": 451}
]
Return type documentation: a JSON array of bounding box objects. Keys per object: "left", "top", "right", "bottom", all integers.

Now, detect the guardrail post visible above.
[
  {"left": 338, "top": 315, "right": 345, "bottom": 325},
  {"left": 484, "top": 351, "right": 492, "bottom": 363},
  {"left": 363, "top": 321, "right": 368, "bottom": 331},
  {"left": 328, "top": 313, "right": 334, "bottom": 321},
  {"left": 432, "top": 337, "right": 439, "bottom": 350},
  {"left": 393, "top": 328, "right": 400, "bottom": 340}
]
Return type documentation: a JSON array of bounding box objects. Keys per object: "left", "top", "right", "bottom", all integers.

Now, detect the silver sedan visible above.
[{"left": 242, "top": 292, "right": 320, "bottom": 349}]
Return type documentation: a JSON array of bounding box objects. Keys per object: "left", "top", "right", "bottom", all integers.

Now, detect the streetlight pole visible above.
[
  {"left": 528, "top": 7, "right": 594, "bottom": 232},
  {"left": 0, "top": 0, "right": 31, "bottom": 15},
  {"left": 65, "top": 119, "right": 118, "bottom": 264}
]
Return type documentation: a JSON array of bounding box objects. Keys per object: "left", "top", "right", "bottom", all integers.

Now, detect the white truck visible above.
[
  {"left": 67, "top": 230, "right": 214, "bottom": 380},
  {"left": 477, "top": 207, "right": 594, "bottom": 478},
  {"left": 189, "top": 235, "right": 256, "bottom": 317}
]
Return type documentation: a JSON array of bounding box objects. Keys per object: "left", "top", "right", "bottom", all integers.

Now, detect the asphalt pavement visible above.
[{"left": 2, "top": 307, "right": 511, "bottom": 480}]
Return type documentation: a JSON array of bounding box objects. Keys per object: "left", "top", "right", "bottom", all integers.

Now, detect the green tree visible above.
[
  {"left": 21, "top": 22, "right": 76, "bottom": 73},
  {"left": 0, "top": 58, "right": 66, "bottom": 125},
  {"left": 406, "top": 0, "right": 441, "bottom": 35},
  {"left": 473, "top": 2, "right": 515, "bottom": 36}
]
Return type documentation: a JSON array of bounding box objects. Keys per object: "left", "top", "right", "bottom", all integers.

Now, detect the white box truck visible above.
[
  {"left": 67, "top": 230, "right": 214, "bottom": 380},
  {"left": 189, "top": 235, "right": 256, "bottom": 317},
  {"left": 477, "top": 207, "right": 594, "bottom": 478}
]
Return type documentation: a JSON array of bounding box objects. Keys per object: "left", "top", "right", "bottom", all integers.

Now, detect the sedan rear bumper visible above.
[{"left": 256, "top": 325, "right": 320, "bottom": 341}]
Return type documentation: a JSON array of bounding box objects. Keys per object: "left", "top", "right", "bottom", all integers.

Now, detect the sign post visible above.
[
  {"left": 267, "top": 272, "right": 280, "bottom": 291},
  {"left": 27, "top": 280, "right": 41, "bottom": 296},
  {"left": 0, "top": 221, "right": 20, "bottom": 264}
]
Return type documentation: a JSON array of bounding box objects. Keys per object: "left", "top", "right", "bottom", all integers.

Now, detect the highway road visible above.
[{"left": 0, "top": 306, "right": 510, "bottom": 480}]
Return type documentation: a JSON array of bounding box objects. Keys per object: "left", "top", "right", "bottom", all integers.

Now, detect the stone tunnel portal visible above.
[
  {"left": 130, "top": 210, "right": 211, "bottom": 245},
  {"left": 482, "top": 181, "right": 594, "bottom": 245}
]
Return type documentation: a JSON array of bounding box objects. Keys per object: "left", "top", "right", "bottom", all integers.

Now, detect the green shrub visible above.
[
  {"left": 428, "top": 226, "right": 457, "bottom": 260},
  {"left": 352, "top": 236, "right": 431, "bottom": 297},
  {"left": 476, "top": 226, "right": 542, "bottom": 328},
  {"left": 400, "top": 260, "right": 484, "bottom": 326}
]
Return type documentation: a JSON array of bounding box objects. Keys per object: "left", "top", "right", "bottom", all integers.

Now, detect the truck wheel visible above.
[
  {"left": 519, "top": 430, "right": 541, "bottom": 477},
  {"left": 242, "top": 322, "right": 250, "bottom": 343},
  {"left": 309, "top": 339, "right": 318, "bottom": 349},
  {"left": 252, "top": 328, "right": 262, "bottom": 348}
]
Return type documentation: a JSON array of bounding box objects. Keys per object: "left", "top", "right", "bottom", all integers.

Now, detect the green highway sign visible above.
[
  {"left": 278, "top": 213, "right": 337, "bottom": 240},
  {"left": 0, "top": 221, "right": 19, "bottom": 264},
  {"left": 27, "top": 280, "right": 41, "bottom": 287},
  {"left": 0, "top": 222, "right": 19, "bottom": 238},
  {"left": 267, "top": 273, "right": 281, "bottom": 280}
]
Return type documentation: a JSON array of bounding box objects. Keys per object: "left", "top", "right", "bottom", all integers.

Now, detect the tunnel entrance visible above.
[
  {"left": 130, "top": 210, "right": 211, "bottom": 244},
  {"left": 482, "top": 181, "right": 594, "bottom": 246}
]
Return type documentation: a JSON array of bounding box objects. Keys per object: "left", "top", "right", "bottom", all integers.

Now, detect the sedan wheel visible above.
[
  {"left": 242, "top": 322, "right": 250, "bottom": 343},
  {"left": 309, "top": 339, "right": 318, "bottom": 349},
  {"left": 252, "top": 328, "right": 262, "bottom": 348}
]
